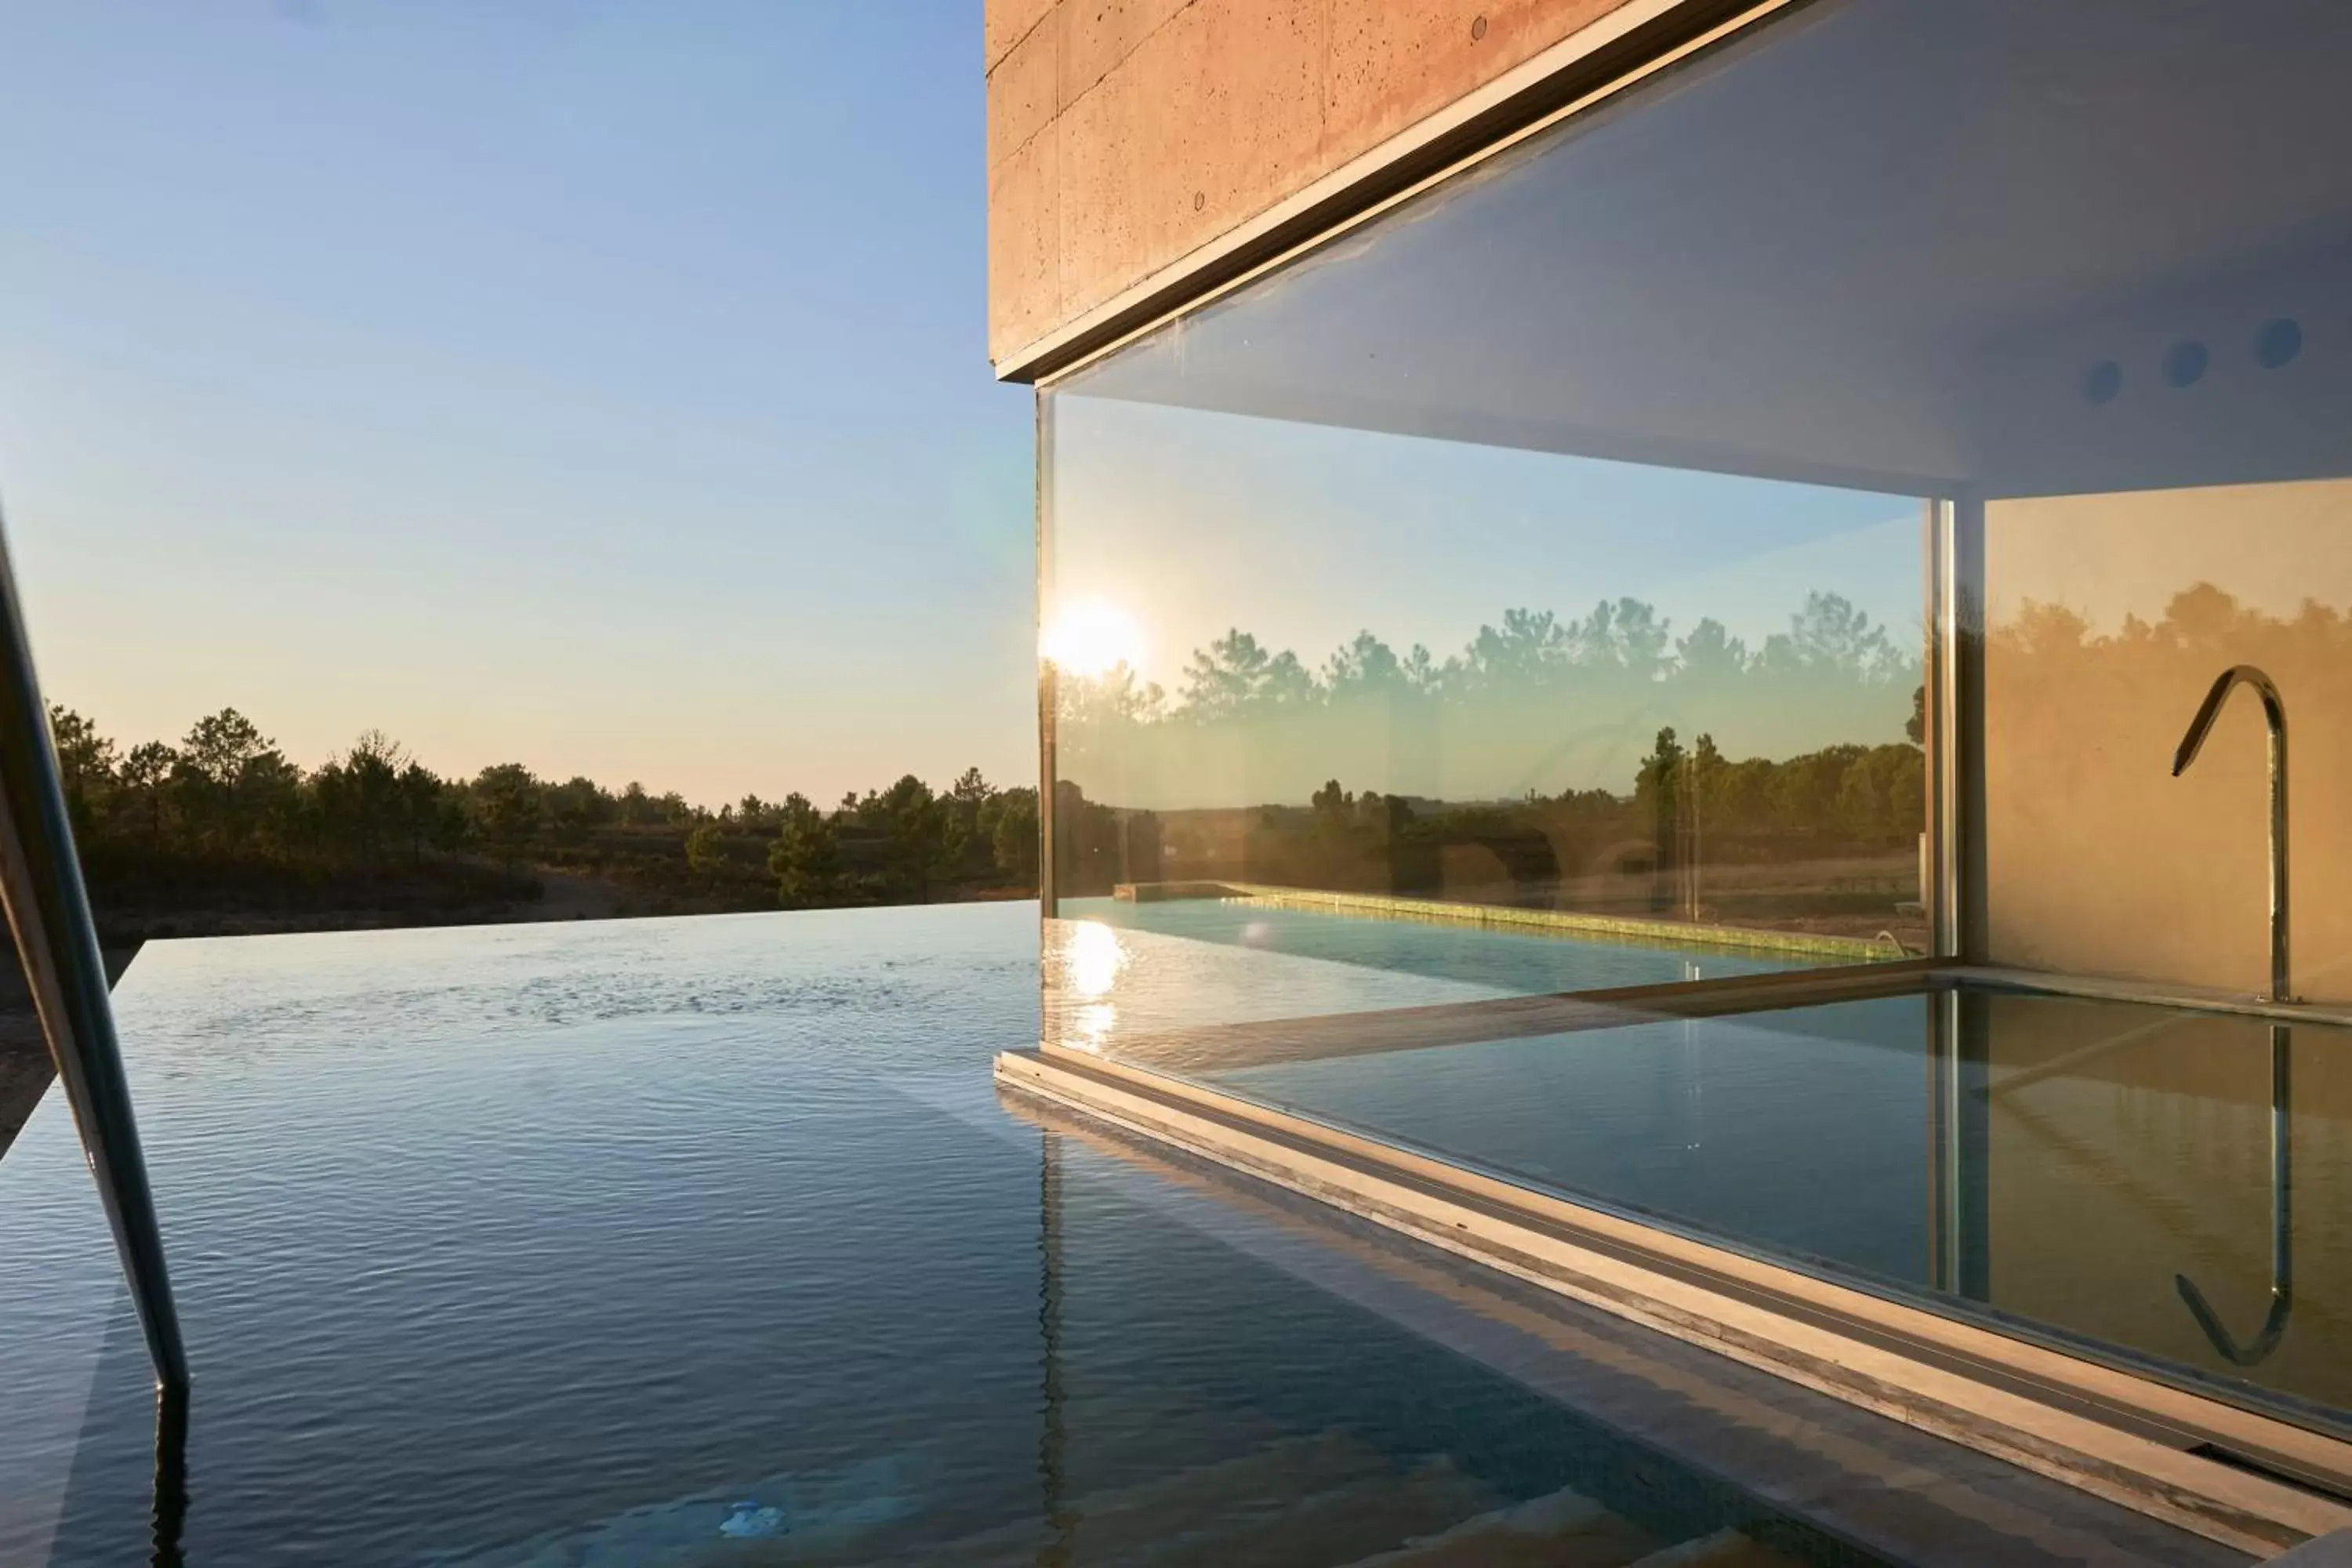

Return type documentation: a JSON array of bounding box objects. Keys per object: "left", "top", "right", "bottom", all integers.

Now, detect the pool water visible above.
[
  {"left": 1045, "top": 898, "right": 1804, "bottom": 1058},
  {"left": 0, "top": 906, "right": 2247, "bottom": 1564},
  {"left": 1214, "top": 995, "right": 1939, "bottom": 1287},
  {"left": 1207, "top": 982, "right": 2352, "bottom": 1430},
  {"left": 1062, "top": 897, "right": 1803, "bottom": 997}
]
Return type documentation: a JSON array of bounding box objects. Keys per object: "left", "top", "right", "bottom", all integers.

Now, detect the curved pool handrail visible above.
[{"left": 2172, "top": 665, "right": 2291, "bottom": 1004}]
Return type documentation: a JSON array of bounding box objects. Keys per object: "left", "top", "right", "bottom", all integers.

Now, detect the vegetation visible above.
[
  {"left": 46, "top": 707, "right": 1037, "bottom": 942},
  {"left": 64, "top": 582, "right": 2291, "bottom": 946},
  {"left": 1051, "top": 590, "right": 1931, "bottom": 941}
]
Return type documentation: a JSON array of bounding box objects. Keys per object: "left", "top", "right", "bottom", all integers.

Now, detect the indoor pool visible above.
[
  {"left": 0, "top": 906, "right": 2239, "bottom": 1565},
  {"left": 1207, "top": 981, "right": 2352, "bottom": 1432}
]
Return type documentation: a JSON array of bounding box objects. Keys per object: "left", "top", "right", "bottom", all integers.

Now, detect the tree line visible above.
[
  {"left": 1051, "top": 590, "right": 1921, "bottom": 814},
  {"left": 1047, "top": 589, "right": 1929, "bottom": 933},
  {"left": 1060, "top": 590, "right": 1914, "bottom": 726},
  {"left": 46, "top": 705, "right": 1037, "bottom": 939}
]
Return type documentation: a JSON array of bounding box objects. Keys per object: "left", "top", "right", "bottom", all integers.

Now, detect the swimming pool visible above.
[
  {"left": 1044, "top": 896, "right": 1809, "bottom": 1061},
  {"left": 1204, "top": 980, "right": 2352, "bottom": 1434},
  {"left": 1062, "top": 896, "right": 1806, "bottom": 997},
  {"left": 0, "top": 905, "right": 2239, "bottom": 1564}
]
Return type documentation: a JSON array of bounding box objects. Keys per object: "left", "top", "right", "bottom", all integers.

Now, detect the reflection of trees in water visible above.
[{"left": 1051, "top": 591, "right": 1927, "bottom": 930}]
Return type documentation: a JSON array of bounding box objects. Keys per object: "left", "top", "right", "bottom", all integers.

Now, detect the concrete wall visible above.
[{"left": 986, "top": 0, "right": 1643, "bottom": 370}]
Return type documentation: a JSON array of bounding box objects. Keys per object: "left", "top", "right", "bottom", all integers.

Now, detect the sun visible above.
[{"left": 1040, "top": 600, "right": 1144, "bottom": 678}]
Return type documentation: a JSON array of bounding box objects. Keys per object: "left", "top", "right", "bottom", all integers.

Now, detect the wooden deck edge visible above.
[{"left": 995, "top": 1047, "right": 2352, "bottom": 1557}]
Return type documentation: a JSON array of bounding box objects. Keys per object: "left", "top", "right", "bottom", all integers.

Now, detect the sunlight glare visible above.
[
  {"left": 1065, "top": 919, "right": 1127, "bottom": 999},
  {"left": 1053, "top": 919, "right": 1128, "bottom": 1054},
  {"left": 1040, "top": 601, "right": 1144, "bottom": 678}
]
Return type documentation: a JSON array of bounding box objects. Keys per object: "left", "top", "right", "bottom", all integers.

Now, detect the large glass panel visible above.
[
  {"left": 1036, "top": 0, "right": 2352, "bottom": 1430},
  {"left": 1043, "top": 408, "right": 1925, "bottom": 1049},
  {"left": 1049, "top": 405, "right": 1927, "bottom": 938}
]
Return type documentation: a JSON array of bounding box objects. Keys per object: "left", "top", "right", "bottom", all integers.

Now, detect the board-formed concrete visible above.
[{"left": 985, "top": 0, "right": 1649, "bottom": 368}]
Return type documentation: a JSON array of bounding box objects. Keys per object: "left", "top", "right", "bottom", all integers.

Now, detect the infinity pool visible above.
[
  {"left": 1044, "top": 898, "right": 1809, "bottom": 1060},
  {"left": 1062, "top": 896, "right": 1806, "bottom": 996},
  {"left": 0, "top": 906, "right": 2238, "bottom": 1564}
]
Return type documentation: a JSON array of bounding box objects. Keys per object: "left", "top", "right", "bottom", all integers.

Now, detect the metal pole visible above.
[
  {"left": 1924, "top": 499, "right": 1953, "bottom": 957},
  {"left": 2170, "top": 663, "right": 2292, "bottom": 1003},
  {"left": 0, "top": 517, "right": 187, "bottom": 1394},
  {"left": 1035, "top": 392, "right": 1059, "bottom": 921}
]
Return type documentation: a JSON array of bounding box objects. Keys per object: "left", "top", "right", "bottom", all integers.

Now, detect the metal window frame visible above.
[{"left": 1928, "top": 493, "right": 1987, "bottom": 964}]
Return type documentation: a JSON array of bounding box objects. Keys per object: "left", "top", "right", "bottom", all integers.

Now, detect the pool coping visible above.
[
  {"left": 996, "top": 1043, "right": 2352, "bottom": 1558},
  {"left": 1073, "top": 957, "right": 2352, "bottom": 1079},
  {"left": 1092, "top": 957, "right": 1940, "bottom": 1073},
  {"left": 1000, "top": 1081, "right": 2263, "bottom": 1567},
  {"left": 1108, "top": 881, "right": 1914, "bottom": 962}
]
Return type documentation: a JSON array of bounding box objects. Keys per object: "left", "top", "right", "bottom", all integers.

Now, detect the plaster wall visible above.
[{"left": 1984, "top": 481, "right": 2352, "bottom": 1002}]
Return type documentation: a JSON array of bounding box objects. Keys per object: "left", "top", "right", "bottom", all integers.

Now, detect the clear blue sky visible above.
[{"left": 0, "top": 0, "right": 1034, "bottom": 808}]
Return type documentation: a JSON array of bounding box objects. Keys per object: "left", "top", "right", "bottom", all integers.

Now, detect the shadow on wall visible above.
[{"left": 1989, "top": 550, "right": 2352, "bottom": 999}]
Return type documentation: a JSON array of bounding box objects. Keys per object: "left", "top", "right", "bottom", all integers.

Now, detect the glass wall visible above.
[
  {"left": 1036, "top": 0, "right": 2352, "bottom": 1428},
  {"left": 1047, "top": 401, "right": 1927, "bottom": 938},
  {"left": 1041, "top": 0, "right": 2352, "bottom": 1041}
]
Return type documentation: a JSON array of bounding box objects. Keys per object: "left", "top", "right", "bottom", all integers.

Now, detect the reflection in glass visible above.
[
  {"left": 2172, "top": 1024, "right": 2292, "bottom": 1369},
  {"left": 1047, "top": 408, "right": 1927, "bottom": 961},
  {"left": 1029, "top": 0, "right": 2352, "bottom": 1443}
]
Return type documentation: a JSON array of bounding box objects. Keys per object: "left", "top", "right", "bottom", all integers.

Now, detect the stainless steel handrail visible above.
[
  {"left": 2172, "top": 665, "right": 2292, "bottom": 1004},
  {"left": 0, "top": 519, "right": 187, "bottom": 1394},
  {"left": 2166, "top": 673, "right": 2294, "bottom": 1366}
]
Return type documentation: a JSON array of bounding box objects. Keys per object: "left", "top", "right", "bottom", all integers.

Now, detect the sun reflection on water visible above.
[{"left": 1054, "top": 919, "right": 1128, "bottom": 1053}]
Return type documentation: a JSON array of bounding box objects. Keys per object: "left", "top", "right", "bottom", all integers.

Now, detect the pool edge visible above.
[{"left": 995, "top": 1044, "right": 2352, "bottom": 1558}]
